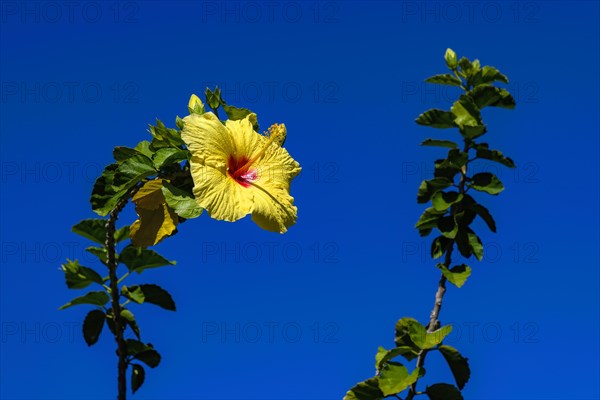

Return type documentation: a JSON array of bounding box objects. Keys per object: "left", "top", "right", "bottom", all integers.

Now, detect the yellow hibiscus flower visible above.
[{"left": 181, "top": 111, "right": 301, "bottom": 233}]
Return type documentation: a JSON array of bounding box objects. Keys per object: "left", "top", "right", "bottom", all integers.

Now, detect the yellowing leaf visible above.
[
  {"left": 133, "top": 180, "right": 165, "bottom": 210},
  {"left": 130, "top": 203, "right": 178, "bottom": 247},
  {"left": 130, "top": 180, "right": 178, "bottom": 247}
]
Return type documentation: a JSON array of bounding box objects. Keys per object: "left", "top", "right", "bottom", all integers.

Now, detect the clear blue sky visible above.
[{"left": 1, "top": 1, "right": 598, "bottom": 399}]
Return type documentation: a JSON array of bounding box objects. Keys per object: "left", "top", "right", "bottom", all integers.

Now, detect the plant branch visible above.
[
  {"left": 106, "top": 187, "right": 139, "bottom": 400},
  {"left": 406, "top": 244, "right": 453, "bottom": 400},
  {"left": 406, "top": 141, "right": 470, "bottom": 400}
]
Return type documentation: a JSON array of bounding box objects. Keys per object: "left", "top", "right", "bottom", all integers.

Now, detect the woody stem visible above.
[{"left": 106, "top": 186, "right": 139, "bottom": 400}]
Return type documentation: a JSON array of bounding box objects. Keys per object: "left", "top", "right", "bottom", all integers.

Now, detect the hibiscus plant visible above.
[
  {"left": 60, "top": 49, "right": 516, "bottom": 400},
  {"left": 344, "top": 49, "right": 516, "bottom": 400},
  {"left": 59, "top": 87, "right": 301, "bottom": 399}
]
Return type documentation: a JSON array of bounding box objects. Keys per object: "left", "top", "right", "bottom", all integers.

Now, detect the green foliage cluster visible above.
[
  {"left": 60, "top": 88, "right": 257, "bottom": 397},
  {"left": 345, "top": 49, "right": 516, "bottom": 400},
  {"left": 60, "top": 221, "right": 174, "bottom": 394}
]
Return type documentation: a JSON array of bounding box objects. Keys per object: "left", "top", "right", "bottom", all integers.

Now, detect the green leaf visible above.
[
  {"left": 149, "top": 119, "right": 184, "bottom": 147},
  {"left": 416, "top": 181, "right": 431, "bottom": 204},
  {"left": 425, "top": 74, "right": 463, "bottom": 87},
  {"left": 416, "top": 109, "right": 457, "bottom": 129},
  {"left": 343, "top": 377, "right": 384, "bottom": 400},
  {"left": 136, "top": 350, "right": 161, "bottom": 368},
  {"left": 72, "top": 219, "right": 107, "bottom": 245},
  {"left": 415, "top": 208, "right": 446, "bottom": 230},
  {"left": 472, "top": 65, "right": 509, "bottom": 86},
  {"left": 152, "top": 147, "right": 188, "bottom": 170},
  {"left": 458, "top": 57, "right": 478, "bottom": 80},
  {"left": 90, "top": 164, "right": 129, "bottom": 216},
  {"left": 379, "top": 363, "right": 421, "bottom": 396},
  {"left": 447, "top": 149, "right": 468, "bottom": 168},
  {"left": 469, "top": 173, "right": 504, "bottom": 195},
  {"left": 222, "top": 104, "right": 259, "bottom": 131},
  {"left": 454, "top": 227, "right": 481, "bottom": 260},
  {"left": 161, "top": 182, "right": 203, "bottom": 219},
  {"left": 416, "top": 181, "right": 430, "bottom": 204},
  {"left": 471, "top": 203, "right": 496, "bottom": 232},
  {"left": 407, "top": 321, "right": 428, "bottom": 349},
  {"left": 423, "top": 325, "right": 453, "bottom": 349},
  {"left": 115, "top": 226, "right": 130, "bottom": 243},
  {"left": 91, "top": 154, "right": 157, "bottom": 216},
  {"left": 175, "top": 116, "right": 185, "bottom": 129},
  {"left": 129, "top": 284, "right": 176, "bottom": 311},
  {"left": 375, "top": 346, "right": 419, "bottom": 371},
  {"left": 437, "top": 264, "right": 472, "bottom": 288},
  {"left": 85, "top": 247, "right": 108, "bottom": 264},
  {"left": 121, "top": 309, "right": 140, "bottom": 339},
  {"left": 421, "top": 139, "right": 458, "bottom": 149},
  {"left": 394, "top": 317, "right": 423, "bottom": 350},
  {"left": 438, "top": 345, "right": 470, "bottom": 390},
  {"left": 452, "top": 96, "right": 487, "bottom": 140},
  {"left": 125, "top": 338, "right": 147, "bottom": 354},
  {"left": 434, "top": 160, "right": 461, "bottom": 181},
  {"left": 113, "top": 146, "right": 140, "bottom": 162},
  {"left": 417, "top": 178, "right": 453, "bottom": 204},
  {"left": 131, "top": 364, "right": 145, "bottom": 394},
  {"left": 119, "top": 245, "right": 175, "bottom": 274},
  {"left": 445, "top": 48, "right": 458, "bottom": 69},
  {"left": 113, "top": 141, "right": 155, "bottom": 162},
  {"left": 474, "top": 143, "right": 515, "bottom": 168},
  {"left": 125, "top": 339, "right": 161, "bottom": 368},
  {"left": 468, "top": 232, "right": 483, "bottom": 261},
  {"left": 395, "top": 317, "right": 451, "bottom": 350},
  {"left": 426, "top": 383, "right": 463, "bottom": 400},
  {"left": 431, "top": 236, "right": 451, "bottom": 259},
  {"left": 451, "top": 96, "right": 482, "bottom": 128},
  {"left": 122, "top": 285, "right": 145, "bottom": 304},
  {"left": 454, "top": 196, "right": 476, "bottom": 227},
  {"left": 470, "top": 85, "right": 515, "bottom": 109},
  {"left": 82, "top": 309, "right": 105, "bottom": 346},
  {"left": 116, "top": 154, "right": 156, "bottom": 182},
  {"left": 134, "top": 141, "right": 155, "bottom": 159},
  {"left": 455, "top": 229, "right": 472, "bottom": 259},
  {"left": 61, "top": 260, "right": 104, "bottom": 289},
  {"left": 437, "top": 216, "right": 458, "bottom": 239},
  {"left": 460, "top": 124, "right": 487, "bottom": 140},
  {"left": 432, "top": 191, "right": 463, "bottom": 211},
  {"left": 59, "top": 291, "right": 110, "bottom": 310},
  {"left": 433, "top": 151, "right": 467, "bottom": 182}
]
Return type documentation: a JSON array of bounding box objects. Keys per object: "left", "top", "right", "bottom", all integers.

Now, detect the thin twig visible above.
[{"left": 406, "top": 244, "right": 453, "bottom": 400}]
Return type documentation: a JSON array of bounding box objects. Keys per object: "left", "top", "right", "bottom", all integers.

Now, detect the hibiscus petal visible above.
[
  {"left": 181, "top": 112, "right": 235, "bottom": 169},
  {"left": 253, "top": 140, "right": 301, "bottom": 191},
  {"left": 189, "top": 156, "right": 253, "bottom": 222},
  {"left": 225, "top": 116, "right": 262, "bottom": 159},
  {"left": 249, "top": 181, "right": 297, "bottom": 233}
]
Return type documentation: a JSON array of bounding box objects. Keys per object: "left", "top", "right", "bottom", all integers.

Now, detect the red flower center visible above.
[{"left": 228, "top": 155, "right": 258, "bottom": 187}]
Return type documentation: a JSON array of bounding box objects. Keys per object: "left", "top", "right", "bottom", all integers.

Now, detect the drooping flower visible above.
[{"left": 181, "top": 111, "right": 301, "bottom": 233}]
